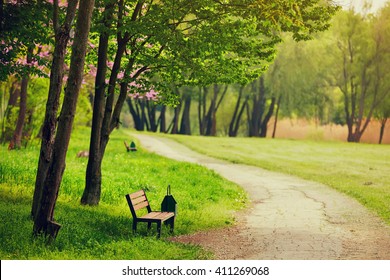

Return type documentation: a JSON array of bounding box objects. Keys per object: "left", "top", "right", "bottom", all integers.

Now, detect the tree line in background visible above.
[
  {"left": 124, "top": 5, "right": 390, "bottom": 145},
  {"left": 1, "top": 0, "right": 388, "bottom": 239}
]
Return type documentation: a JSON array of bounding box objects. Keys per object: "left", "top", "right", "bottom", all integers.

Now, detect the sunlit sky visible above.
[{"left": 335, "top": 0, "right": 388, "bottom": 12}]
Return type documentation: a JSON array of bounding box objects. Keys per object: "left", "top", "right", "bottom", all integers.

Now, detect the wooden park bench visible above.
[
  {"left": 125, "top": 190, "right": 175, "bottom": 238},
  {"left": 124, "top": 141, "right": 137, "bottom": 152}
]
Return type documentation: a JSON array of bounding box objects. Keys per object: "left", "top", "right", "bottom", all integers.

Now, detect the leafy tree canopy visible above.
[{"left": 84, "top": 0, "right": 339, "bottom": 105}]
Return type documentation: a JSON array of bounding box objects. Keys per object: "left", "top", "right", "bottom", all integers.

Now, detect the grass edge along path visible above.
[
  {"left": 0, "top": 127, "right": 247, "bottom": 259},
  {"left": 161, "top": 134, "right": 390, "bottom": 226}
]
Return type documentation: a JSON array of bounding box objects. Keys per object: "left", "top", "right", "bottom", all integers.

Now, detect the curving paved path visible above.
[{"left": 134, "top": 134, "right": 390, "bottom": 260}]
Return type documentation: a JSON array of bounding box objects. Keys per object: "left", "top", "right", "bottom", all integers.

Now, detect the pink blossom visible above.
[
  {"left": 88, "top": 64, "right": 97, "bottom": 77},
  {"left": 117, "top": 71, "right": 124, "bottom": 80},
  {"left": 128, "top": 88, "right": 159, "bottom": 101},
  {"left": 38, "top": 51, "right": 50, "bottom": 58},
  {"left": 145, "top": 89, "right": 159, "bottom": 101},
  {"left": 46, "top": 0, "right": 67, "bottom": 7},
  {"left": 88, "top": 41, "right": 96, "bottom": 49},
  {"left": 106, "top": 61, "right": 114, "bottom": 68}
]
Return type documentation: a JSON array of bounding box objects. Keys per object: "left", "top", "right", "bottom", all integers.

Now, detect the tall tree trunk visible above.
[
  {"left": 158, "top": 105, "right": 166, "bottom": 133},
  {"left": 82, "top": 31, "right": 128, "bottom": 206},
  {"left": 9, "top": 47, "right": 33, "bottom": 150},
  {"left": 0, "top": 0, "right": 4, "bottom": 33},
  {"left": 259, "top": 97, "right": 276, "bottom": 138},
  {"left": 229, "top": 86, "right": 248, "bottom": 137},
  {"left": 272, "top": 95, "right": 281, "bottom": 138},
  {"left": 33, "top": 0, "right": 95, "bottom": 238},
  {"left": 379, "top": 118, "right": 387, "bottom": 144},
  {"left": 248, "top": 77, "right": 266, "bottom": 137},
  {"left": 127, "top": 98, "right": 143, "bottom": 130},
  {"left": 1, "top": 81, "right": 19, "bottom": 144},
  {"left": 169, "top": 88, "right": 181, "bottom": 134},
  {"left": 198, "top": 87, "right": 207, "bottom": 135},
  {"left": 179, "top": 93, "right": 191, "bottom": 135},
  {"left": 170, "top": 103, "right": 181, "bottom": 134},
  {"left": 31, "top": 0, "right": 79, "bottom": 219},
  {"left": 147, "top": 101, "right": 157, "bottom": 132},
  {"left": 202, "top": 84, "right": 227, "bottom": 136},
  {"left": 82, "top": 1, "right": 163, "bottom": 206}
]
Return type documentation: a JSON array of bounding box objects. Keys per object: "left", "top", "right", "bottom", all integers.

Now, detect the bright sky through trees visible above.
[{"left": 336, "top": 0, "right": 388, "bottom": 12}]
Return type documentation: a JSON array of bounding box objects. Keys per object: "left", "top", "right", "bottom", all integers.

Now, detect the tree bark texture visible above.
[
  {"left": 179, "top": 93, "right": 191, "bottom": 135},
  {"left": 259, "top": 97, "right": 276, "bottom": 137},
  {"left": 378, "top": 118, "right": 387, "bottom": 144},
  {"left": 248, "top": 77, "right": 265, "bottom": 137},
  {"left": 1, "top": 80, "right": 19, "bottom": 143},
  {"left": 33, "top": 0, "right": 95, "bottom": 238},
  {"left": 82, "top": 2, "right": 128, "bottom": 206},
  {"left": 32, "top": 0, "right": 79, "bottom": 219},
  {"left": 198, "top": 85, "right": 227, "bottom": 136},
  {"left": 229, "top": 86, "right": 248, "bottom": 137},
  {"left": 159, "top": 105, "right": 166, "bottom": 133},
  {"left": 8, "top": 47, "right": 33, "bottom": 150},
  {"left": 272, "top": 95, "right": 282, "bottom": 138}
]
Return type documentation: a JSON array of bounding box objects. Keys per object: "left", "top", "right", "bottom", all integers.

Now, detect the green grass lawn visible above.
[
  {"left": 0, "top": 128, "right": 246, "bottom": 259},
  {"left": 163, "top": 134, "right": 390, "bottom": 225}
]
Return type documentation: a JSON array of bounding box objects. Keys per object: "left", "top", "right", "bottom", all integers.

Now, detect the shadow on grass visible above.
[{"left": 0, "top": 192, "right": 210, "bottom": 260}]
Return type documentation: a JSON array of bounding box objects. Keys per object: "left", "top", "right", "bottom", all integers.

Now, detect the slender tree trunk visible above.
[
  {"left": 0, "top": 0, "right": 4, "bottom": 33},
  {"left": 205, "top": 84, "right": 227, "bottom": 136},
  {"left": 229, "top": 86, "right": 248, "bottom": 137},
  {"left": 1, "top": 81, "right": 19, "bottom": 143},
  {"left": 198, "top": 87, "right": 207, "bottom": 135},
  {"left": 82, "top": 1, "right": 164, "bottom": 206},
  {"left": 272, "top": 95, "right": 281, "bottom": 138},
  {"left": 82, "top": 34, "right": 128, "bottom": 206},
  {"left": 9, "top": 47, "right": 33, "bottom": 150},
  {"left": 379, "top": 118, "right": 387, "bottom": 144},
  {"left": 147, "top": 101, "right": 157, "bottom": 132},
  {"left": 259, "top": 97, "right": 276, "bottom": 137},
  {"left": 179, "top": 93, "right": 191, "bottom": 135},
  {"left": 170, "top": 103, "right": 181, "bottom": 134},
  {"left": 8, "top": 76, "right": 27, "bottom": 149},
  {"left": 203, "top": 104, "right": 216, "bottom": 136},
  {"left": 158, "top": 105, "right": 166, "bottom": 133},
  {"left": 31, "top": 0, "right": 79, "bottom": 219},
  {"left": 33, "top": 0, "right": 95, "bottom": 238},
  {"left": 127, "top": 98, "right": 143, "bottom": 130}
]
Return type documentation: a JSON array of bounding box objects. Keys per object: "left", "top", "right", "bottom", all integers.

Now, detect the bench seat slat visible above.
[
  {"left": 129, "top": 190, "right": 145, "bottom": 199},
  {"left": 139, "top": 211, "right": 174, "bottom": 221},
  {"left": 131, "top": 195, "right": 148, "bottom": 206},
  {"left": 133, "top": 200, "right": 149, "bottom": 211}
]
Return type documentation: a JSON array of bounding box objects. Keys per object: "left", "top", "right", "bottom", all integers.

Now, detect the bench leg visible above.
[
  {"left": 132, "top": 221, "right": 137, "bottom": 233},
  {"left": 170, "top": 217, "right": 175, "bottom": 234},
  {"left": 157, "top": 221, "right": 162, "bottom": 238},
  {"left": 147, "top": 222, "right": 152, "bottom": 230}
]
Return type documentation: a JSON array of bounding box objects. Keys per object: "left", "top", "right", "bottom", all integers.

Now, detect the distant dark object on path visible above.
[{"left": 124, "top": 141, "right": 137, "bottom": 152}]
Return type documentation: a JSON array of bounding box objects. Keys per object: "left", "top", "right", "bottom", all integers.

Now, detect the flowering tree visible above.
[{"left": 1, "top": 0, "right": 52, "bottom": 149}]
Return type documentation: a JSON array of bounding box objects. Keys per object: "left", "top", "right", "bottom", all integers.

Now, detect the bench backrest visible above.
[{"left": 126, "top": 190, "right": 152, "bottom": 219}]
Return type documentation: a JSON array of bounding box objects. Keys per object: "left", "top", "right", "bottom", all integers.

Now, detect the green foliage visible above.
[
  {"left": 0, "top": 127, "right": 246, "bottom": 259},
  {"left": 0, "top": 0, "right": 53, "bottom": 80},
  {"left": 165, "top": 134, "right": 390, "bottom": 225},
  {"left": 84, "top": 0, "right": 339, "bottom": 103}
]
